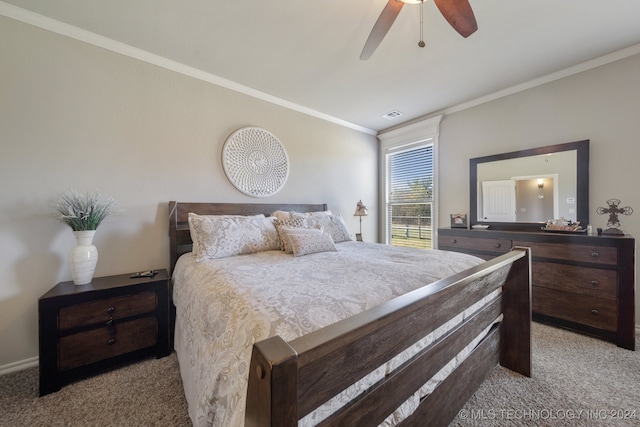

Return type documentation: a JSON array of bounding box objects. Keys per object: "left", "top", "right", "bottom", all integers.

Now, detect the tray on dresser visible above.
[{"left": 541, "top": 227, "right": 587, "bottom": 234}]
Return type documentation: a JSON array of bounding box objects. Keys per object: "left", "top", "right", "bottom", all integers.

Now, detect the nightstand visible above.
[{"left": 38, "top": 269, "right": 170, "bottom": 396}]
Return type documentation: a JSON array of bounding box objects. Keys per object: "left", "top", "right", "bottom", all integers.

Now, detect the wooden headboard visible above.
[{"left": 168, "top": 201, "right": 328, "bottom": 274}]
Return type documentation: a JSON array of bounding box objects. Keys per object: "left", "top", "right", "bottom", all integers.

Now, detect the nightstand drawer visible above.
[
  {"left": 58, "top": 316, "right": 158, "bottom": 370},
  {"left": 59, "top": 291, "right": 157, "bottom": 330},
  {"left": 532, "top": 262, "right": 617, "bottom": 300},
  {"left": 39, "top": 269, "right": 170, "bottom": 396}
]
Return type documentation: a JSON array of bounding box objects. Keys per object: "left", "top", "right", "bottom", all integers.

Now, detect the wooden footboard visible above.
[
  {"left": 245, "top": 248, "right": 531, "bottom": 427},
  {"left": 167, "top": 202, "right": 531, "bottom": 426}
]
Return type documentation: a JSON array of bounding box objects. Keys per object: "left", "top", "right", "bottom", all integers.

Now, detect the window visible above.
[
  {"left": 387, "top": 144, "right": 434, "bottom": 249},
  {"left": 378, "top": 116, "right": 441, "bottom": 249}
]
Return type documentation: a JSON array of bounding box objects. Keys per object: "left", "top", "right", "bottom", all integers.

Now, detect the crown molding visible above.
[
  {"left": 381, "top": 43, "right": 640, "bottom": 134},
  {"left": 0, "top": 2, "right": 377, "bottom": 136},
  {"left": 440, "top": 43, "right": 640, "bottom": 116},
  {"left": 378, "top": 115, "right": 442, "bottom": 149},
  {"left": 5, "top": 1, "right": 638, "bottom": 138}
]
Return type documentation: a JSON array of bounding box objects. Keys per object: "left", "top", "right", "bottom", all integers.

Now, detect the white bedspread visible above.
[{"left": 172, "top": 241, "right": 484, "bottom": 427}]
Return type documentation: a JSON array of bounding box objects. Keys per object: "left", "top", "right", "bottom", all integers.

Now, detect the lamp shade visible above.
[{"left": 354, "top": 200, "right": 368, "bottom": 217}]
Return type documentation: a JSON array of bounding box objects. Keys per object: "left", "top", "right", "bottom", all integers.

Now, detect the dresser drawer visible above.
[
  {"left": 514, "top": 241, "right": 617, "bottom": 266},
  {"left": 532, "top": 262, "right": 617, "bottom": 300},
  {"left": 438, "top": 228, "right": 635, "bottom": 350},
  {"left": 532, "top": 286, "right": 617, "bottom": 331},
  {"left": 59, "top": 291, "right": 157, "bottom": 330},
  {"left": 58, "top": 316, "right": 158, "bottom": 370},
  {"left": 440, "top": 235, "right": 511, "bottom": 254}
]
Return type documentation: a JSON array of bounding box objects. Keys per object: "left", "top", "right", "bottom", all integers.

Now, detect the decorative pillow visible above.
[
  {"left": 291, "top": 212, "right": 352, "bottom": 243},
  {"left": 279, "top": 225, "right": 323, "bottom": 254},
  {"left": 270, "top": 210, "right": 291, "bottom": 221},
  {"left": 326, "top": 214, "right": 353, "bottom": 243},
  {"left": 271, "top": 210, "right": 331, "bottom": 221},
  {"left": 286, "top": 229, "right": 337, "bottom": 257},
  {"left": 273, "top": 217, "right": 308, "bottom": 253},
  {"left": 188, "top": 213, "right": 280, "bottom": 261},
  {"left": 290, "top": 210, "right": 332, "bottom": 218}
]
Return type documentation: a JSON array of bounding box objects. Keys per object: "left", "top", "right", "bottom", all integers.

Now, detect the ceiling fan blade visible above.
[
  {"left": 433, "top": 0, "right": 477, "bottom": 38},
  {"left": 360, "top": 0, "right": 404, "bottom": 60}
]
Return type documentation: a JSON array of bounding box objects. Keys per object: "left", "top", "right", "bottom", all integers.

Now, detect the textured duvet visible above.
[{"left": 172, "top": 241, "right": 485, "bottom": 426}]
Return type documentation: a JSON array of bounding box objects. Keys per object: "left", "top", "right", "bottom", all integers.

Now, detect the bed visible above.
[{"left": 168, "top": 201, "right": 532, "bottom": 427}]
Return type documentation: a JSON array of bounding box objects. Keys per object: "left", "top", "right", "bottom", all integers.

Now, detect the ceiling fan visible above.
[{"left": 360, "top": 0, "right": 477, "bottom": 60}]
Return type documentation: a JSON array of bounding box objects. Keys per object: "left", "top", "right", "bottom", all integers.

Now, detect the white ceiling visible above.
[{"left": 4, "top": 0, "right": 640, "bottom": 133}]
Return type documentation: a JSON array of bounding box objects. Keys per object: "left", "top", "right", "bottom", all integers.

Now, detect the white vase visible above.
[{"left": 69, "top": 230, "right": 98, "bottom": 285}]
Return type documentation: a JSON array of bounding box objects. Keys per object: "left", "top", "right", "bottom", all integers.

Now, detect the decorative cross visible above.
[{"left": 596, "top": 199, "right": 633, "bottom": 228}]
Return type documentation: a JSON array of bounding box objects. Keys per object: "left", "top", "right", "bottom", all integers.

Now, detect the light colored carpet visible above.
[
  {"left": 452, "top": 323, "right": 640, "bottom": 426},
  {"left": 1, "top": 323, "right": 638, "bottom": 426},
  {"left": 0, "top": 353, "right": 190, "bottom": 427}
]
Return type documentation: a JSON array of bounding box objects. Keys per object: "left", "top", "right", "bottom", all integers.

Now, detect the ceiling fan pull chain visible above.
[{"left": 418, "top": 0, "right": 425, "bottom": 48}]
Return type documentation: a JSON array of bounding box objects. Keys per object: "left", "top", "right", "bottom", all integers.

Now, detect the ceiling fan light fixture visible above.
[{"left": 361, "top": 0, "right": 476, "bottom": 60}]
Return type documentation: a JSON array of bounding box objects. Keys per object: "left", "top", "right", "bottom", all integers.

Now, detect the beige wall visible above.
[
  {"left": 2, "top": 13, "right": 638, "bottom": 371},
  {"left": 438, "top": 53, "right": 640, "bottom": 325},
  {"left": 0, "top": 16, "right": 379, "bottom": 368}
]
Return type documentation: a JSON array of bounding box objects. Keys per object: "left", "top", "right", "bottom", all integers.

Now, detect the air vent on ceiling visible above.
[{"left": 382, "top": 110, "right": 403, "bottom": 120}]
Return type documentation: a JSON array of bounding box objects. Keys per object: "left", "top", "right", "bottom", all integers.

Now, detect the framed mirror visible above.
[{"left": 470, "top": 140, "right": 589, "bottom": 231}]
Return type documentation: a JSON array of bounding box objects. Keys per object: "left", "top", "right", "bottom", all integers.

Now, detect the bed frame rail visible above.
[{"left": 246, "top": 248, "right": 531, "bottom": 427}]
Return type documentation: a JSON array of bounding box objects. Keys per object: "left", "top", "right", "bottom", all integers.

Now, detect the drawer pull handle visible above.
[
  {"left": 591, "top": 252, "right": 599, "bottom": 258},
  {"left": 106, "top": 318, "right": 116, "bottom": 335},
  {"left": 591, "top": 309, "right": 599, "bottom": 316},
  {"left": 494, "top": 243, "right": 501, "bottom": 248},
  {"left": 107, "top": 306, "right": 116, "bottom": 314},
  {"left": 590, "top": 280, "right": 599, "bottom": 286},
  {"left": 452, "top": 239, "right": 457, "bottom": 244},
  {"left": 107, "top": 338, "right": 116, "bottom": 345}
]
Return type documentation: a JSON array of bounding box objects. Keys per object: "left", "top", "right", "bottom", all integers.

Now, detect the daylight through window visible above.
[{"left": 387, "top": 144, "right": 434, "bottom": 249}]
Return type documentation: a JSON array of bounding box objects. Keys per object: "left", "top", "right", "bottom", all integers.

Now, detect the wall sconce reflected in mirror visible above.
[
  {"left": 537, "top": 179, "right": 544, "bottom": 189},
  {"left": 353, "top": 200, "right": 368, "bottom": 241}
]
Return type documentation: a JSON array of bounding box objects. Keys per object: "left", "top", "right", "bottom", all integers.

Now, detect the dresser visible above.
[
  {"left": 438, "top": 228, "right": 635, "bottom": 350},
  {"left": 38, "top": 269, "right": 171, "bottom": 396}
]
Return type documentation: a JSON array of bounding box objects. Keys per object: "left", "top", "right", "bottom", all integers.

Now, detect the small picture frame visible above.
[
  {"left": 450, "top": 213, "right": 467, "bottom": 228},
  {"left": 355, "top": 233, "right": 363, "bottom": 242}
]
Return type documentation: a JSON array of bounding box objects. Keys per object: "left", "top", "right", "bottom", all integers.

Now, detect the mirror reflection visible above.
[
  {"left": 477, "top": 150, "right": 577, "bottom": 222},
  {"left": 469, "top": 140, "right": 589, "bottom": 231}
]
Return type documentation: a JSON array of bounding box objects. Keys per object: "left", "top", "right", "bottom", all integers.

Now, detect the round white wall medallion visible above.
[{"left": 222, "top": 127, "right": 290, "bottom": 197}]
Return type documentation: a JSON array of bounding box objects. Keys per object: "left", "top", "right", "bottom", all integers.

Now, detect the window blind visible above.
[
  {"left": 389, "top": 145, "right": 434, "bottom": 203},
  {"left": 387, "top": 144, "right": 434, "bottom": 249}
]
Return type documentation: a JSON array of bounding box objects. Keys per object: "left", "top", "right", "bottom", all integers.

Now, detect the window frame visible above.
[{"left": 378, "top": 116, "right": 442, "bottom": 247}]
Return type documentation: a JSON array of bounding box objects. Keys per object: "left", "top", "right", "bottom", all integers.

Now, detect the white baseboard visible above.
[
  {"left": 1, "top": 325, "right": 638, "bottom": 375},
  {"left": 0, "top": 357, "right": 38, "bottom": 376}
]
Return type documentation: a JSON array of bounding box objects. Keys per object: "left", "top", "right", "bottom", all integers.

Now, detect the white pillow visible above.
[
  {"left": 188, "top": 213, "right": 280, "bottom": 261},
  {"left": 271, "top": 210, "right": 331, "bottom": 221},
  {"left": 270, "top": 210, "right": 291, "bottom": 221},
  {"left": 291, "top": 210, "right": 332, "bottom": 218},
  {"left": 279, "top": 225, "right": 323, "bottom": 254},
  {"left": 285, "top": 228, "right": 337, "bottom": 257},
  {"left": 274, "top": 217, "right": 308, "bottom": 253},
  {"left": 291, "top": 212, "right": 352, "bottom": 243}
]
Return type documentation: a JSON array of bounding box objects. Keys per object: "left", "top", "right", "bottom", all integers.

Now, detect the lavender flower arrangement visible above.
[{"left": 51, "top": 189, "right": 118, "bottom": 231}]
